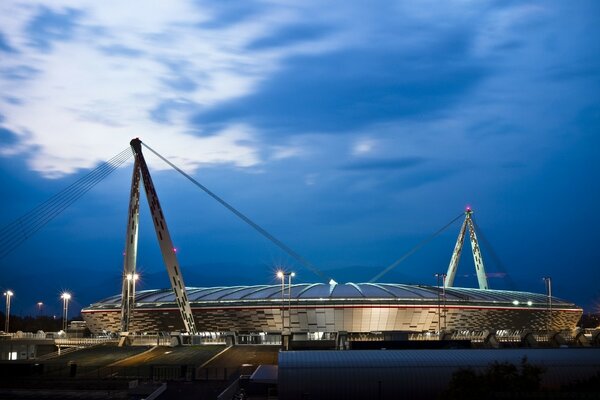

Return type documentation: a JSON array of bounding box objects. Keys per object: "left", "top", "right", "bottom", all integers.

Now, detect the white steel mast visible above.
[
  {"left": 120, "top": 138, "right": 198, "bottom": 334},
  {"left": 120, "top": 158, "right": 141, "bottom": 333},
  {"left": 445, "top": 207, "right": 489, "bottom": 290}
]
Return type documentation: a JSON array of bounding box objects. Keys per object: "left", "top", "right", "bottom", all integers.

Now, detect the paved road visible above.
[
  {"left": 112, "top": 345, "right": 226, "bottom": 367},
  {"left": 46, "top": 343, "right": 149, "bottom": 366},
  {"left": 205, "top": 345, "right": 280, "bottom": 368}
]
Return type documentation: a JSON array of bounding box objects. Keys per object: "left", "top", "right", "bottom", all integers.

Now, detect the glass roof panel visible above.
[
  {"left": 244, "top": 286, "right": 284, "bottom": 299},
  {"left": 359, "top": 284, "right": 396, "bottom": 298},
  {"left": 379, "top": 284, "right": 433, "bottom": 299},
  {"left": 298, "top": 284, "right": 333, "bottom": 299},
  {"left": 218, "top": 286, "right": 270, "bottom": 300},
  {"left": 331, "top": 284, "right": 365, "bottom": 298}
]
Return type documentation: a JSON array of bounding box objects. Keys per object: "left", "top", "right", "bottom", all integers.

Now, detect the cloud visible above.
[
  {"left": 0, "top": 1, "right": 343, "bottom": 177},
  {"left": 0, "top": 31, "right": 17, "bottom": 53},
  {"left": 352, "top": 138, "right": 376, "bottom": 155},
  {"left": 0, "top": 0, "right": 598, "bottom": 185},
  {"left": 25, "top": 6, "right": 82, "bottom": 50},
  {"left": 193, "top": 42, "right": 488, "bottom": 134},
  {"left": 342, "top": 157, "right": 425, "bottom": 171},
  {"left": 0, "top": 127, "right": 18, "bottom": 146}
]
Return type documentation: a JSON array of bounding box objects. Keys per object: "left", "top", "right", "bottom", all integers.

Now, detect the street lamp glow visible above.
[
  {"left": 61, "top": 292, "right": 71, "bottom": 332},
  {"left": 276, "top": 271, "right": 284, "bottom": 279},
  {"left": 4, "top": 290, "right": 13, "bottom": 332},
  {"left": 126, "top": 273, "right": 139, "bottom": 281}
]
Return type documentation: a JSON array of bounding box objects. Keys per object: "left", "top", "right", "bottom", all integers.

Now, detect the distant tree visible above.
[
  {"left": 578, "top": 312, "right": 600, "bottom": 328},
  {"left": 559, "top": 371, "right": 600, "bottom": 392},
  {"left": 1, "top": 312, "right": 65, "bottom": 332},
  {"left": 443, "top": 357, "right": 544, "bottom": 399}
]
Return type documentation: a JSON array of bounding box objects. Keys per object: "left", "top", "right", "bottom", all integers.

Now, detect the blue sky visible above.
[{"left": 0, "top": 1, "right": 599, "bottom": 317}]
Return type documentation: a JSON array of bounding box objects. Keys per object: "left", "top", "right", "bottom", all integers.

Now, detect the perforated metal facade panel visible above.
[{"left": 81, "top": 283, "right": 581, "bottom": 334}]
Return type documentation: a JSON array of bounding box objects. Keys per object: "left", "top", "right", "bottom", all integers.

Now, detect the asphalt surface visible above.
[
  {"left": 45, "top": 343, "right": 150, "bottom": 366},
  {"left": 204, "top": 345, "right": 280, "bottom": 368},
  {"left": 111, "top": 344, "right": 227, "bottom": 367}
]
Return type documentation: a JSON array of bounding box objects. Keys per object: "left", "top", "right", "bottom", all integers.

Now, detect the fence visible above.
[{"left": 55, "top": 338, "right": 117, "bottom": 346}]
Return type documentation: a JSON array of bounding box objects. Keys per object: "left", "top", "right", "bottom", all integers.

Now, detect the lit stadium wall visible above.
[{"left": 81, "top": 283, "right": 582, "bottom": 334}]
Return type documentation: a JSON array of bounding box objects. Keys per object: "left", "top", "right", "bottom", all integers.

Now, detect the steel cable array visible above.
[
  {"left": 141, "top": 141, "right": 328, "bottom": 281},
  {"left": 368, "top": 212, "right": 464, "bottom": 283},
  {"left": 0, "top": 140, "right": 508, "bottom": 287},
  {"left": 471, "top": 218, "right": 516, "bottom": 290},
  {"left": 0, "top": 147, "right": 133, "bottom": 260}
]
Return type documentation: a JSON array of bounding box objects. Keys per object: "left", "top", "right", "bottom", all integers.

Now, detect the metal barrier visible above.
[
  {"left": 126, "top": 334, "right": 171, "bottom": 346},
  {"left": 55, "top": 338, "right": 117, "bottom": 346}
]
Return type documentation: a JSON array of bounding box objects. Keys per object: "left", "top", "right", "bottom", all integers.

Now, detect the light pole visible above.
[
  {"left": 543, "top": 277, "right": 552, "bottom": 332},
  {"left": 61, "top": 292, "right": 71, "bottom": 332},
  {"left": 434, "top": 274, "right": 446, "bottom": 333},
  {"left": 125, "top": 273, "right": 139, "bottom": 332},
  {"left": 37, "top": 302, "right": 43, "bottom": 317},
  {"left": 4, "top": 290, "right": 13, "bottom": 332},
  {"left": 288, "top": 272, "right": 295, "bottom": 332},
  {"left": 276, "top": 271, "right": 296, "bottom": 332},
  {"left": 277, "top": 271, "right": 285, "bottom": 331}
]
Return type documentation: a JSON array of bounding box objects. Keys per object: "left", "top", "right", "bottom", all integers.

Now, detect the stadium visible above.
[
  {"left": 81, "top": 142, "right": 583, "bottom": 344},
  {"left": 81, "top": 282, "right": 582, "bottom": 341}
]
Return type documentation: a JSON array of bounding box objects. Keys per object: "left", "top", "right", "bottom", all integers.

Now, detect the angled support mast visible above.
[
  {"left": 120, "top": 158, "right": 141, "bottom": 332},
  {"left": 445, "top": 207, "right": 489, "bottom": 290},
  {"left": 120, "top": 139, "right": 198, "bottom": 334}
]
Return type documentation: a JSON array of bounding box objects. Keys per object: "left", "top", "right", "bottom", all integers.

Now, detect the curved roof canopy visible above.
[{"left": 86, "top": 283, "right": 577, "bottom": 308}]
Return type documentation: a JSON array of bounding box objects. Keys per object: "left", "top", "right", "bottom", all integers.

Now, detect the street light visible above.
[
  {"left": 543, "top": 277, "right": 552, "bottom": 332},
  {"left": 4, "top": 290, "right": 13, "bottom": 332},
  {"left": 37, "top": 302, "right": 44, "bottom": 317},
  {"left": 126, "top": 273, "right": 140, "bottom": 301},
  {"left": 61, "top": 292, "right": 71, "bottom": 332},
  {"left": 276, "top": 271, "right": 295, "bottom": 332},
  {"left": 434, "top": 273, "right": 447, "bottom": 333},
  {"left": 124, "top": 273, "right": 140, "bottom": 332},
  {"left": 277, "top": 271, "right": 285, "bottom": 331},
  {"left": 288, "top": 272, "right": 296, "bottom": 331}
]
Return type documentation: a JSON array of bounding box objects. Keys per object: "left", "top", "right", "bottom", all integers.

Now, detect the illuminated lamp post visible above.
[
  {"left": 277, "top": 270, "right": 295, "bottom": 349},
  {"left": 288, "top": 272, "right": 296, "bottom": 329},
  {"left": 61, "top": 292, "right": 71, "bottom": 332},
  {"left": 277, "top": 271, "right": 285, "bottom": 331},
  {"left": 125, "top": 273, "right": 140, "bottom": 332},
  {"left": 543, "top": 277, "right": 552, "bottom": 332},
  {"left": 37, "top": 302, "right": 44, "bottom": 317},
  {"left": 434, "top": 274, "right": 446, "bottom": 333},
  {"left": 4, "top": 290, "right": 13, "bottom": 332}
]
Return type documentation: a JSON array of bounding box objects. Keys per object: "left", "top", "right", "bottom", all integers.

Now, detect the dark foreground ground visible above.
[{"left": 0, "top": 343, "right": 280, "bottom": 399}]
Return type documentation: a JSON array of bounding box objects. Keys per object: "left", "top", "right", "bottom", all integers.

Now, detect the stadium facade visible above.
[{"left": 81, "top": 282, "right": 582, "bottom": 338}]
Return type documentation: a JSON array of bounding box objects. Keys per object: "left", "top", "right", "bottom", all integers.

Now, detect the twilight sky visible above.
[{"left": 0, "top": 1, "right": 599, "bottom": 317}]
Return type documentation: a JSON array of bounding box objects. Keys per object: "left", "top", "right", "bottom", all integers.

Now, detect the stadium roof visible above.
[{"left": 87, "top": 283, "right": 577, "bottom": 308}]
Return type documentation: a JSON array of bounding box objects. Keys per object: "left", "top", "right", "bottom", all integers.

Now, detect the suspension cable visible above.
[
  {"left": 141, "top": 141, "right": 328, "bottom": 281},
  {"left": 368, "top": 212, "right": 464, "bottom": 283},
  {"left": 471, "top": 218, "right": 517, "bottom": 290},
  {"left": 0, "top": 148, "right": 131, "bottom": 240},
  {"left": 0, "top": 147, "right": 133, "bottom": 259}
]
